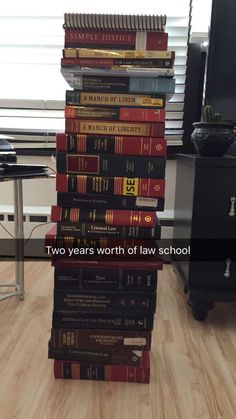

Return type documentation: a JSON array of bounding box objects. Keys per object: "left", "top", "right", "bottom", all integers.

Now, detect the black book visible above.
[
  {"left": 57, "top": 192, "right": 165, "bottom": 211},
  {"left": 53, "top": 289, "right": 156, "bottom": 313},
  {"left": 56, "top": 221, "right": 161, "bottom": 239},
  {"left": 54, "top": 266, "right": 158, "bottom": 291},
  {"left": 52, "top": 311, "right": 154, "bottom": 331},
  {"left": 56, "top": 152, "right": 166, "bottom": 179}
]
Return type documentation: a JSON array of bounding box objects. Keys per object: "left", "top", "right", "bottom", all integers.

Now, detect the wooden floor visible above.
[{"left": 0, "top": 261, "right": 235, "bottom": 419}]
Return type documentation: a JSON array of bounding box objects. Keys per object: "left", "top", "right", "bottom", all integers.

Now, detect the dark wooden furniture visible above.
[{"left": 173, "top": 154, "right": 236, "bottom": 320}]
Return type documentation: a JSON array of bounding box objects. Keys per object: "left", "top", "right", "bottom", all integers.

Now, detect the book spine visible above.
[
  {"left": 56, "top": 152, "right": 166, "bottom": 178},
  {"left": 70, "top": 75, "right": 175, "bottom": 94},
  {"left": 54, "top": 266, "right": 158, "bottom": 291},
  {"left": 51, "top": 206, "right": 158, "bottom": 227},
  {"left": 62, "top": 57, "right": 174, "bottom": 68},
  {"left": 53, "top": 359, "right": 150, "bottom": 383},
  {"left": 65, "top": 91, "right": 166, "bottom": 108},
  {"left": 56, "top": 134, "right": 167, "bottom": 157},
  {"left": 56, "top": 222, "right": 161, "bottom": 239},
  {"left": 57, "top": 192, "right": 165, "bottom": 211},
  {"left": 65, "top": 106, "right": 166, "bottom": 122},
  {"left": 51, "top": 328, "right": 152, "bottom": 350},
  {"left": 56, "top": 174, "right": 166, "bottom": 198},
  {"left": 64, "top": 30, "right": 168, "bottom": 51},
  {"left": 63, "top": 48, "right": 174, "bottom": 60},
  {"left": 65, "top": 119, "right": 165, "bottom": 137},
  {"left": 48, "top": 346, "right": 143, "bottom": 366},
  {"left": 53, "top": 289, "right": 156, "bottom": 313},
  {"left": 52, "top": 311, "right": 154, "bottom": 330},
  {"left": 129, "top": 77, "right": 175, "bottom": 94}
]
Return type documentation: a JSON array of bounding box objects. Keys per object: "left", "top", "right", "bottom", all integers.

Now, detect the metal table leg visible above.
[
  {"left": 14, "top": 179, "right": 24, "bottom": 300},
  {"left": 0, "top": 178, "right": 24, "bottom": 302}
]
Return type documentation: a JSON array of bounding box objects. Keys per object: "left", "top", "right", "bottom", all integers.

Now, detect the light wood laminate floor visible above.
[{"left": 0, "top": 261, "right": 235, "bottom": 419}]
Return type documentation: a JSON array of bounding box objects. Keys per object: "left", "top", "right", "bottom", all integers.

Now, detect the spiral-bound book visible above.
[{"left": 64, "top": 13, "right": 166, "bottom": 31}]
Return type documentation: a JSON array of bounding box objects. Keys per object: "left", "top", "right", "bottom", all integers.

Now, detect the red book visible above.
[
  {"left": 54, "top": 351, "right": 150, "bottom": 383},
  {"left": 65, "top": 119, "right": 165, "bottom": 137},
  {"left": 51, "top": 205, "right": 158, "bottom": 227},
  {"left": 65, "top": 106, "right": 166, "bottom": 123},
  {"left": 56, "top": 133, "right": 167, "bottom": 157},
  {"left": 56, "top": 174, "right": 165, "bottom": 198},
  {"left": 51, "top": 258, "right": 163, "bottom": 270},
  {"left": 64, "top": 29, "right": 168, "bottom": 50}
]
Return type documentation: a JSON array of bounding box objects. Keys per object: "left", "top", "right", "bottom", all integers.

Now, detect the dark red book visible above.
[
  {"left": 64, "top": 29, "right": 168, "bottom": 50},
  {"left": 56, "top": 174, "right": 165, "bottom": 198},
  {"left": 52, "top": 258, "right": 163, "bottom": 271},
  {"left": 65, "top": 119, "right": 165, "bottom": 137},
  {"left": 65, "top": 106, "right": 166, "bottom": 122},
  {"left": 53, "top": 351, "right": 150, "bottom": 383},
  {"left": 51, "top": 206, "right": 158, "bottom": 227},
  {"left": 56, "top": 133, "right": 167, "bottom": 157},
  {"left": 51, "top": 328, "right": 152, "bottom": 351}
]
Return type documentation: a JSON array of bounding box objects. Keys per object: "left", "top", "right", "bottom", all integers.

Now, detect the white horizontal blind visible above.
[
  {"left": 0, "top": 1, "right": 192, "bottom": 147},
  {"left": 190, "top": 0, "right": 212, "bottom": 43}
]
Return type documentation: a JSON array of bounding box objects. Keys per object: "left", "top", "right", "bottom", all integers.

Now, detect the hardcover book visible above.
[
  {"left": 54, "top": 266, "right": 158, "bottom": 292},
  {"left": 52, "top": 311, "right": 154, "bottom": 330},
  {"left": 51, "top": 328, "right": 152, "bottom": 350},
  {"left": 56, "top": 152, "right": 166, "bottom": 178},
  {"left": 57, "top": 192, "right": 165, "bottom": 211},
  {"left": 56, "top": 134, "right": 167, "bottom": 157},
  {"left": 56, "top": 174, "right": 166, "bottom": 198},
  {"left": 56, "top": 221, "right": 161, "bottom": 240},
  {"left": 54, "top": 351, "right": 150, "bottom": 383},
  {"left": 51, "top": 206, "right": 158, "bottom": 227},
  {"left": 53, "top": 289, "right": 157, "bottom": 312},
  {"left": 48, "top": 343, "right": 143, "bottom": 366}
]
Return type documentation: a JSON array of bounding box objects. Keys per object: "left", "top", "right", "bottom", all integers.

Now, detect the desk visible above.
[{"left": 0, "top": 173, "right": 53, "bottom": 302}]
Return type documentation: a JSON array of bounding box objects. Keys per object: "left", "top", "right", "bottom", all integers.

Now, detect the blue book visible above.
[{"left": 61, "top": 69, "right": 176, "bottom": 95}]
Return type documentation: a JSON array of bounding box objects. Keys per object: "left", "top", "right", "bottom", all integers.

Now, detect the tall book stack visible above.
[{"left": 47, "top": 13, "right": 175, "bottom": 383}]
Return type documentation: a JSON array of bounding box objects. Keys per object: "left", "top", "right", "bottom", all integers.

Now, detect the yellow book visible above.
[{"left": 63, "top": 48, "right": 175, "bottom": 60}]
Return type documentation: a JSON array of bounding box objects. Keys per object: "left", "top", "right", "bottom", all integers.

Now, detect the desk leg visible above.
[{"left": 14, "top": 179, "right": 24, "bottom": 300}]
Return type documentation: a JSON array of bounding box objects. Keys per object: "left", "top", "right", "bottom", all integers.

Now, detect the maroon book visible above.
[
  {"left": 54, "top": 351, "right": 150, "bottom": 383},
  {"left": 56, "top": 133, "right": 167, "bottom": 157},
  {"left": 65, "top": 106, "right": 166, "bottom": 122},
  {"left": 51, "top": 205, "right": 158, "bottom": 227},
  {"left": 56, "top": 174, "right": 165, "bottom": 198},
  {"left": 52, "top": 258, "right": 163, "bottom": 271},
  {"left": 51, "top": 328, "right": 152, "bottom": 351},
  {"left": 64, "top": 29, "right": 168, "bottom": 50}
]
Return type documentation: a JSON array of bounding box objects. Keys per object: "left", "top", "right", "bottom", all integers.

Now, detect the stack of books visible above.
[{"left": 47, "top": 13, "right": 175, "bottom": 383}]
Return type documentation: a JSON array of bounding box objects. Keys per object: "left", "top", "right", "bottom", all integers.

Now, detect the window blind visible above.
[{"left": 0, "top": 2, "right": 194, "bottom": 148}]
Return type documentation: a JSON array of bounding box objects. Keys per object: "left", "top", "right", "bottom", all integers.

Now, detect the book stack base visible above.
[{"left": 47, "top": 12, "right": 175, "bottom": 384}]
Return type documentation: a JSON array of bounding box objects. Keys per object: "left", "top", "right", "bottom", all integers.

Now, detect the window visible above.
[{"left": 0, "top": 0, "right": 212, "bottom": 148}]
